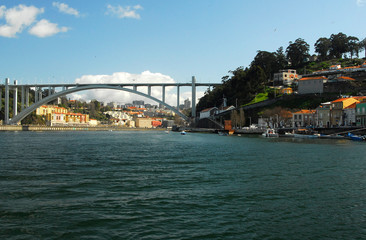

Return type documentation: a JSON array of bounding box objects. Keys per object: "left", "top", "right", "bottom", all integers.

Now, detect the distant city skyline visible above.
[{"left": 1, "top": 0, "right": 365, "bottom": 105}]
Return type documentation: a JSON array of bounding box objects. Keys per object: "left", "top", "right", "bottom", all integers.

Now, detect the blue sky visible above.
[{"left": 0, "top": 0, "right": 365, "bottom": 104}]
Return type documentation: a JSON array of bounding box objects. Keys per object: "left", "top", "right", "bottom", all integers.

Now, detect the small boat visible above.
[
  {"left": 180, "top": 131, "right": 186, "bottom": 135},
  {"left": 218, "top": 131, "right": 228, "bottom": 136},
  {"left": 347, "top": 132, "right": 364, "bottom": 141},
  {"left": 262, "top": 128, "right": 279, "bottom": 137},
  {"left": 293, "top": 128, "right": 319, "bottom": 138}
]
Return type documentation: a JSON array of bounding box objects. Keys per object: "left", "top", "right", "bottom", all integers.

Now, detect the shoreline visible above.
[{"left": 0, "top": 125, "right": 169, "bottom": 132}]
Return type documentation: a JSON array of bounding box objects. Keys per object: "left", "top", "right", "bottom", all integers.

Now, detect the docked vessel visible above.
[{"left": 262, "top": 129, "right": 279, "bottom": 138}]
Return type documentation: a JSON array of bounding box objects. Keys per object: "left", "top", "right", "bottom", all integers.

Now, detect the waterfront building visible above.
[
  {"left": 36, "top": 105, "right": 90, "bottom": 126},
  {"left": 315, "top": 102, "right": 331, "bottom": 128},
  {"left": 292, "top": 109, "right": 316, "bottom": 127},
  {"left": 343, "top": 103, "right": 357, "bottom": 126},
  {"left": 273, "top": 69, "right": 300, "bottom": 86},
  {"left": 298, "top": 76, "right": 325, "bottom": 94},
  {"left": 330, "top": 98, "right": 359, "bottom": 126},
  {"left": 356, "top": 102, "right": 366, "bottom": 126},
  {"left": 135, "top": 118, "right": 153, "bottom": 128}
]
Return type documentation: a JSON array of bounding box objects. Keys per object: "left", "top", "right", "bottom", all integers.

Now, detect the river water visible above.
[{"left": 1, "top": 131, "right": 366, "bottom": 239}]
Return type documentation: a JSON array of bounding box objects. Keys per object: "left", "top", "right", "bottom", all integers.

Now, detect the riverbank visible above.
[{"left": 0, "top": 125, "right": 168, "bottom": 132}]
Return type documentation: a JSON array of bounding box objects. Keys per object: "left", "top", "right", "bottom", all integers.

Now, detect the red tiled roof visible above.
[
  {"left": 299, "top": 76, "right": 327, "bottom": 81},
  {"left": 293, "top": 109, "right": 316, "bottom": 114}
]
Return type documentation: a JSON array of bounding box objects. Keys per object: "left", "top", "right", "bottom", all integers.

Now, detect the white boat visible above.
[
  {"left": 180, "top": 131, "right": 186, "bottom": 135},
  {"left": 262, "top": 129, "right": 279, "bottom": 137}
]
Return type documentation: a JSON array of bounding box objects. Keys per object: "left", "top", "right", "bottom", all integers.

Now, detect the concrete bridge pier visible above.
[
  {"left": 192, "top": 76, "right": 196, "bottom": 118},
  {"left": 13, "top": 80, "right": 17, "bottom": 118},
  {"left": 4, "top": 78, "right": 9, "bottom": 124},
  {"left": 176, "top": 85, "right": 180, "bottom": 111}
]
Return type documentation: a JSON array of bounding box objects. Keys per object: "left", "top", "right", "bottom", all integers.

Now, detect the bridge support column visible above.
[
  {"left": 5, "top": 78, "right": 9, "bottom": 124},
  {"left": 162, "top": 85, "right": 165, "bottom": 103},
  {"left": 176, "top": 85, "right": 180, "bottom": 111},
  {"left": 26, "top": 87, "right": 29, "bottom": 107},
  {"left": 148, "top": 85, "right": 151, "bottom": 96},
  {"left": 13, "top": 80, "right": 18, "bottom": 119},
  {"left": 39, "top": 88, "right": 42, "bottom": 101},
  {"left": 35, "top": 87, "right": 38, "bottom": 102},
  {"left": 192, "top": 76, "right": 196, "bottom": 118},
  {"left": 21, "top": 86, "right": 25, "bottom": 111}
]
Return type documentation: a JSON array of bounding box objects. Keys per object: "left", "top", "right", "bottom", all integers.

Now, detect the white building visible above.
[
  {"left": 199, "top": 107, "right": 218, "bottom": 119},
  {"left": 273, "top": 69, "right": 300, "bottom": 86}
]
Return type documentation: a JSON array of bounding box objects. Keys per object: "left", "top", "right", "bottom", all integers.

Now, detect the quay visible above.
[{"left": 0, "top": 125, "right": 168, "bottom": 132}]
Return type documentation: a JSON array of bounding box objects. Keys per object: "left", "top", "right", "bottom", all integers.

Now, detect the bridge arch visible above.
[{"left": 9, "top": 84, "right": 189, "bottom": 124}]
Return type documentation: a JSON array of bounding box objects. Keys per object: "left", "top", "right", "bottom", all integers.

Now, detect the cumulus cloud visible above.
[
  {"left": 357, "top": 0, "right": 366, "bottom": 6},
  {"left": 70, "top": 71, "right": 203, "bottom": 107},
  {"left": 52, "top": 2, "right": 79, "bottom": 17},
  {"left": 28, "top": 19, "right": 68, "bottom": 37},
  {"left": 0, "top": 4, "right": 69, "bottom": 38},
  {"left": 0, "top": 4, "right": 44, "bottom": 37},
  {"left": 106, "top": 4, "right": 143, "bottom": 19}
]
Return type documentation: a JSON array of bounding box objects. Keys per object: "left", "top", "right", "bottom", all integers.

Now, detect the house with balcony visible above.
[{"left": 273, "top": 69, "right": 300, "bottom": 86}]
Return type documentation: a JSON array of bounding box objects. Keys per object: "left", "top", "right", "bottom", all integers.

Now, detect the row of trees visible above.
[{"left": 315, "top": 33, "right": 366, "bottom": 61}]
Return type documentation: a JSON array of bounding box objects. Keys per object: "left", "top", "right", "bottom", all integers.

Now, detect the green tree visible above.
[
  {"left": 329, "top": 32, "right": 349, "bottom": 58},
  {"left": 347, "top": 36, "right": 359, "bottom": 59},
  {"left": 251, "top": 51, "right": 278, "bottom": 80},
  {"left": 286, "top": 38, "right": 310, "bottom": 67},
  {"left": 314, "top": 37, "right": 331, "bottom": 61},
  {"left": 359, "top": 37, "right": 366, "bottom": 58}
]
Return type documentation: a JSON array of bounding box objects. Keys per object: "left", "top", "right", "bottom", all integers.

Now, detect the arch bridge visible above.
[{"left": 0, "top": 76, "right": 220, "bottom": 125}]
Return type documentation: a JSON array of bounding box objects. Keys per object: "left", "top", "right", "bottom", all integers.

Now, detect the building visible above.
[
  {"left": 330, "top": 98, "right": 359, "bottom": 126},
  {"left": 199, "top": 107, "right": 218, "bottom": 119},
  {"left": 133, "top": 100, "right": 144, "bottom": 107},
  {"left": 356, "top": 102, "right": 366, "bottom": 126},
  {"left": 343, "top": 103, "right": 357, "bottom": 126},
  {"left": 315, "top": 102, "right": 331, "bottom": 128},
  {"left": 298, "top": 76, "right": 326, "bottom": 94},
  {"left": 273, "top": 69, "right": 300, "bottom": 86},
  {"left": 36, "top": 105, "right": 90, "bottom": 126},
  {"left": 184, "top": 98, "right": 191, "bottom": 109},
  {"left": 135, "top": 118, "right": 152, "bottom": 128},
  {"left": 292, "top": 109, "right": 316, "bottom": 127},
  {"left": 107, "top": 102, "right": 118, "bottom": 109}
]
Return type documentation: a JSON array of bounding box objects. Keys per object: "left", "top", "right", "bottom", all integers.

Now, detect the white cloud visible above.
[
  {"left": 106, "top": 4, "right": 143, "bottom": 19},
  {"left": 28, "top": 19, "right": 68, "bottom": 37},
  {"left": 70, "top": 71, "right": 203, "bottom": 107},
  {"left": 357, "top": 0, "right": 366, "bottom": 6},
  {"left": 0, "top": 4, "right": 44, "bottom": 38},
  {"left": 52, "top": 2, "right": 79, "bottom": 17}
]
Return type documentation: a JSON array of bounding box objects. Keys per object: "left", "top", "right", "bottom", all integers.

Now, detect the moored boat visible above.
[
  {"left": 293, "top": 128, "right": 319, "bottom": 138},
  {"left": 262, "top": 128, "right": 279, "bottom": 137}
]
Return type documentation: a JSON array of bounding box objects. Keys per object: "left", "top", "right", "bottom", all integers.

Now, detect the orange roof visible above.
[
  {"left": 337, "top": 76, "right": 355, "bottom": 81},
  {"left": 293, "top": 109, "right": 316, "bottom": 114},
  {"left": 331, "top": 98, "right": 352, "bottom": 103},
  {"left": 345, "top": 103, "right": 357, "bottom": 109},
  {"left": 299, "top": 76, "right": 327, "bottom": 81}
]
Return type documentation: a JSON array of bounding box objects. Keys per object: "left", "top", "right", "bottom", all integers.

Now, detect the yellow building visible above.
[
  {"left": 36, "top": 105, "right": 90, "bottom": 126},
  {"left": 135, "top": 118, "right": 152, "bottom": 128}
]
